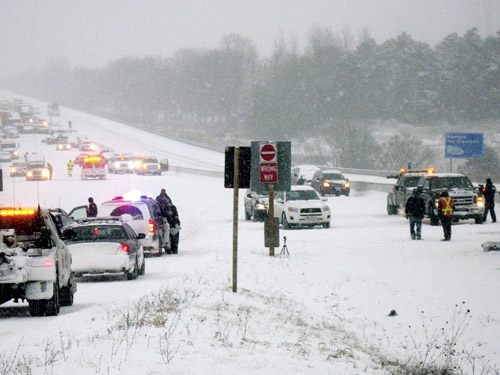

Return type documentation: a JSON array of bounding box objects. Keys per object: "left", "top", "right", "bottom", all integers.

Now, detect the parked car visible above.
[
  {"left": 9, "top": 161, "right": 27, "bottom": 177},
  {"left": 108, "top": 155, "right": 134, "bottom": 174},
  {"left": 311, "top": 168, "right": 350, "bottom": 196},
  {"left": 274, "top": 186, "right": 331, "bottom": 229},
  {"left": 135, "top": 156, "right": 161, "bottom": 175},
  {"left": 244, "top": 189, "right": 268, "bottom": 221},
  {"left": 69, "top": 195, "right": 170, "bottom": 256},
  {"left": 62, "top": 217, "right": 145, "bottom": 280},
  {"left": 0, "top": 151, "right": 12, "bottom": 163}
]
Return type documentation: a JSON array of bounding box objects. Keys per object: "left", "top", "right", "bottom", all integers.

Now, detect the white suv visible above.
[
  {"left": 274, "top": 186, "right": 331, "bottom": 229},
  {"left": 69, "top": 196, "right": 170, "bottom": 256}
]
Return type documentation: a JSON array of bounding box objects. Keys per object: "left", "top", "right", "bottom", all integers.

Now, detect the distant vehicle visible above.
[
  {"left": 1, "top": 140, "right": 18, "bottom": 160},
  {"left": 56, "top": 136, "right": 72, "bottom": 151},
  {"left": 159, "top": 158, "right": 169, "bottom": 172},
  {"left": 0, "top": 207, "right": 76, "bottom": 316},
  {"left": 79, "top": 140, "right": 96, "bottom": 152},
  {"left": 274, "top": 186, "right": 331, "bottom": 229},
  {"left": 9, "top": 161, "right": 27, "bottom": 177},
  {"left": 135, "top": 156, "right": 161, "bottom": 175},
  {"left": 244, "top": 189, "right": 268, "bottom": 222},
  {"left": 386, "top": 168, "right": 433, "bottom": 215},
  {"left": 5, "top": 128, "right": 19, "bottom": 138},
  {"left": 26, "top": 161, "right": 50, "bottom": 181},
  {"left": 291, "top": 164, "right": 320, "bottom": 185},
  {"left": 0, "top": 151, "right": 11, "bottom": 163},
  {"left": 69, "top": 195, "right": 170, "bottom": 256},
  {"left": 108, "top": 155, "right": 134, "bottom": 174},
  {"left": 311, "top": 168, "right": 350, "bottom": 196},
  {"left": 63, "top": 217, "right": 145, "bottom": 280},
  {"left": 80, "top": 155, "right": 107, "bottom": 180}
]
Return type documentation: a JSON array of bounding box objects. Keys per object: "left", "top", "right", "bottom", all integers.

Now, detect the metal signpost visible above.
[
  {"left": 251, "top": 141, "right": 291, "bottom": 256},
  {"left": 445, "top": 133, "right": 484, "bottom": 172}
]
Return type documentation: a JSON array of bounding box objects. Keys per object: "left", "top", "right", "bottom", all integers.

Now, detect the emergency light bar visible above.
[
  {"left": 84, "top": 156, "right": 102, "bottom": 162},
  {"left": 0, "top": 209, "right": 36, "bottom": 216}
]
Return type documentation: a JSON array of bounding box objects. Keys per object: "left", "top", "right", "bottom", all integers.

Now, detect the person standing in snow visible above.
[
  {"left": 405, "top": 187, "right": 426, "bottom": 240},
  {"left": 67, "top": 160, "right": 74, "bottom": 177},
  {"left": 438, "top": 190, "right": 455, "bottom": 241},
  {"left": 87, "top": 197, "right": 98, "bottom": 217},
  {"left": 482, "top": 177, "right": 497, "bottom": 223},
  {"left": 164, "top": 201, "right": 180, "bottom": 254},
  {"left": 156, "top": 188, "right": 172, "bottom": 213},
  {"left": 47, "top": 163, "right": 53, "bottom": 180}
]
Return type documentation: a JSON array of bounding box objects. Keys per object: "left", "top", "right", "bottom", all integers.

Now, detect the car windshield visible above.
[
  {"left": 403, "top": 176, "right": 422, "bottom": 187},
  {"left": 29, "top": 163, "right": 45, "bottom": 169},
  {"left": 68, "top": 225, "right": 128, "bottom": 242},
  {"left": 429, "top": 177, "right": 474, "bottom": 190},
  {"left": 323, "top": 172, "right": 345, "bottom": 180},
  {"left": 287, "top": 190, "right": 320, "bottom": 201}
]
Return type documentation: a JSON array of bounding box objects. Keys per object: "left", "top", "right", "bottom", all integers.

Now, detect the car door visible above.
[
  {"left": 274, "top": 191, "right": 285, "bottom": 218},
  {"left": 68, "top": 205, "right": 88, "bottom": 219}
]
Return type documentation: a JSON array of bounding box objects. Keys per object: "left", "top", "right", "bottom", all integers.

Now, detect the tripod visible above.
[{"left": 280, "top": 236, "right": 290, "bottom": 256}]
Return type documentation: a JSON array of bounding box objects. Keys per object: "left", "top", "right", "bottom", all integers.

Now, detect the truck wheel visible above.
[
  {"left": 429, "top": 205, "right": 439, "bottom": 226},
  {"left": 126, "top": 257, "right": 139, "bottom": 280},
  {"left": 474, "top": 216, "right": 483, "bottom": 224},
  {"left": 59, "top": 276, "right": 75, "bottom": 306},
  {"left": 28, "top": 300, "right": 44, "bottom": 316},
  {"left": 154, "top": 236, "right": 162, "bottom": 257},
  {"left": 387, "top": 202, "right": 397, "bottom": 215},
  {"left": 323, "top": 222, "right": 330, "bottom": 228},
  {"left": 245, "top": 209, "right": 251, "bottom": 220},
  {"left": 44, "top": 281, "right": 60, "bottom": 316}
]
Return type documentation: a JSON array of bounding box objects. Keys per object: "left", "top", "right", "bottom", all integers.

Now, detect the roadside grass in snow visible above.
[{"left": 1, "top": 280, "right": 498, "bottom": 374}]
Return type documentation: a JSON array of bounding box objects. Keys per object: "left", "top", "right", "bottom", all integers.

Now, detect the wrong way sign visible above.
[{"left": 260, "top": 142, "right": 278, "bottom": 183}]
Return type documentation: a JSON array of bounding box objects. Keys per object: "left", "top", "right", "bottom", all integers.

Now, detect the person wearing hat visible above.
[
  {"left": 482, "top": 178, "right": 497, "bottom": 223},
  {"left": 438, "top": 190, "right": 455, "bottom": 241},
  {"left": 405, "top": 186, "right": 426, "bottom": 240}
]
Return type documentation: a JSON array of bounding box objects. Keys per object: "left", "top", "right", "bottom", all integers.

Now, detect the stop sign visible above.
[{"left": 260, "top": 143, "right": 277, "bottom": 162}]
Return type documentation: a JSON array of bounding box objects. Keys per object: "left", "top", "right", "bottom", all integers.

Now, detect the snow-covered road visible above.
[{"left": 0, "top": 94, "right": 499, "bottom": 374}]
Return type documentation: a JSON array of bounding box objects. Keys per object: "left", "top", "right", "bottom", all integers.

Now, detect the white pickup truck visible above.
[{"left": 0, "top": 208, "right": 76, "bottom": 316}]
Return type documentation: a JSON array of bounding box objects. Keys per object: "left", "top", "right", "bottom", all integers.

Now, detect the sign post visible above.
[
  {"left": 259, "top": 142, "right": 278, "bottom": 256},
  {"left": 232, "top": 147, "right": 239, "bottom": 293}
]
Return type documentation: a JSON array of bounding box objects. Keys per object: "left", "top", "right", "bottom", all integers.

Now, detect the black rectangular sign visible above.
[{"left": 224, "top": 147, "right": 251, "bottom": 188}]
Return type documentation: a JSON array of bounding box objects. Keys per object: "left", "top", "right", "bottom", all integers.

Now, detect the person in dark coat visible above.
[
  {"left": 87, "top": 197, "right": 98, "bottom": 217},
  {"left": 164, "top": 201, "right": 180, "bottom": 254},
  {"left": 482, "top": 177, "right": 497, "bottom": 223},
  {"left": 405, "top": 187, "right": 426, "bottom": 240},
  {"left": 156, "top": 188, "right": 172, "bottom": 215},
  {"left": 437, "top": 190, "right": 455, "bottom": 241}
]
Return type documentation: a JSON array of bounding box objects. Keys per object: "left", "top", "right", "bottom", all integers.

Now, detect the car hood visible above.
[{"left": 285, "top": 200, "right": 327, "bottom": 209}]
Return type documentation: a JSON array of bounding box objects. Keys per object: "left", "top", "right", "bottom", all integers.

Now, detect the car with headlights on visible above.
[
  {"left": 311, "top": 168, "right": 350, "bottom": 196},
  {"left": 244, "top": 189, "right": 268, "bottom": 221},
  {"left": 135, "top": 156, "right": 162, "bottom": 175},
  {"left": 9, "top": 161, "right": 27, "bottom": 177},
  {"left": 62, "top": 217, "right": 145, "bottom": 280},
  {"left": 108, "top": 155, "right": 135, "bottom": 174},
  {"left": 26, "top": 161, "right": 50, "bottom": 181},
  {"left": 274, "top": 186, "right": 331, "bottom": 229}
]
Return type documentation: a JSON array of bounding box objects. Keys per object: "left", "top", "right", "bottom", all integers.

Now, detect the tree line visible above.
[{"left": 4, "top": 28, "right": 500, "bottom": 171}]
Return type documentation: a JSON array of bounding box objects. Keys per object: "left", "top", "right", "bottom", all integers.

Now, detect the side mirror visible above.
[
  {"left": 321, "top": 197, "right": 328, "bottom": 202},
  {"left": 137, "top": 233, "right": 146, "bottom": 239}
]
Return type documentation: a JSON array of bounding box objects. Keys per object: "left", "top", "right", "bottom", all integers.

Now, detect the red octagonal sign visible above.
[{"left": 260, "top": 143, "right": 277, "bottom": 162}]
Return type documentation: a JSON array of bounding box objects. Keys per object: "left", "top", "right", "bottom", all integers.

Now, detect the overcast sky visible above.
[{"left": 1, "top": 0, "right": 499, "bottom": 77}]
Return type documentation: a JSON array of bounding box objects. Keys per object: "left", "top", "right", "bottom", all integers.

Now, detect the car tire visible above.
[
  {"left": 28, "top": 299, "right": 44, "bottom": 316},
  {"left": 245, "top": 209, "right": 251, "bottom": 220},
  {"left": 44, "top": 280, "right": 60, "bottom": 316},
  {"left": 138, "top": 256, "right": 145, "bottom": 275},
  {"left": 282, "top": 213, "right": 290, "bottom": 229},
  {"left": 387, "top": 202, "right": 398, "bottom": 215},
  {"left": 59, "top": 276, "right": 75, "bottom": 306},
  {"left": 474, "top": 216, "right": 483, "bottom": 224},
  {"left": 154, "top": 236, "right": 162, "bottom": 257},
  {"left": 323, "top": 222, "right": 330, "bottom": 228},
  {"left": 126, "top": 257, "right": 139, "bottom": 280},
  {"left": 252, "top": 209, "right": 259, "bottom": 222}
]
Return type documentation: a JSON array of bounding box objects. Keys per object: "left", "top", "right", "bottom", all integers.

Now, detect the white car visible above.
[
  {"left": 63, "top": 218, "right": 145, "bottom": 280},
  {"left": 274, "top": 186, "right": 331, "bottom": 229},
  {"left": 69, "top": 195, "right": 170, "bottom": 256},
  {"left": 0, "top": 151, "right": 11, "bottom": 163}
]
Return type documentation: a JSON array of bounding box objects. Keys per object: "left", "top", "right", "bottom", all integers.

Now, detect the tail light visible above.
[
  {"left": 119, "top": 244, "right": 129, "bottom": 253},
  {"left": 149, "top": 219, "right": 155, "bottom": 233}
]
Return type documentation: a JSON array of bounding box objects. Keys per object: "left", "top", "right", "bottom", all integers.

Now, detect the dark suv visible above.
[{"left": 311, "top": 168, "right": 350, "bottom": 196}]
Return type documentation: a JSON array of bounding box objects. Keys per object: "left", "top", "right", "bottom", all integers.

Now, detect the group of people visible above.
[
  {"left": 85, "top": 189, "right": 181, "bottom": 254},
  {"left": 405, "top": 177, "right": 497, "bottom": 241}
]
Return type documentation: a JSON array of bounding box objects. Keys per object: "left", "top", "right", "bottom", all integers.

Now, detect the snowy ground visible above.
[{"left": 0, "top": 93, "right": 499, "bottom": 374}]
